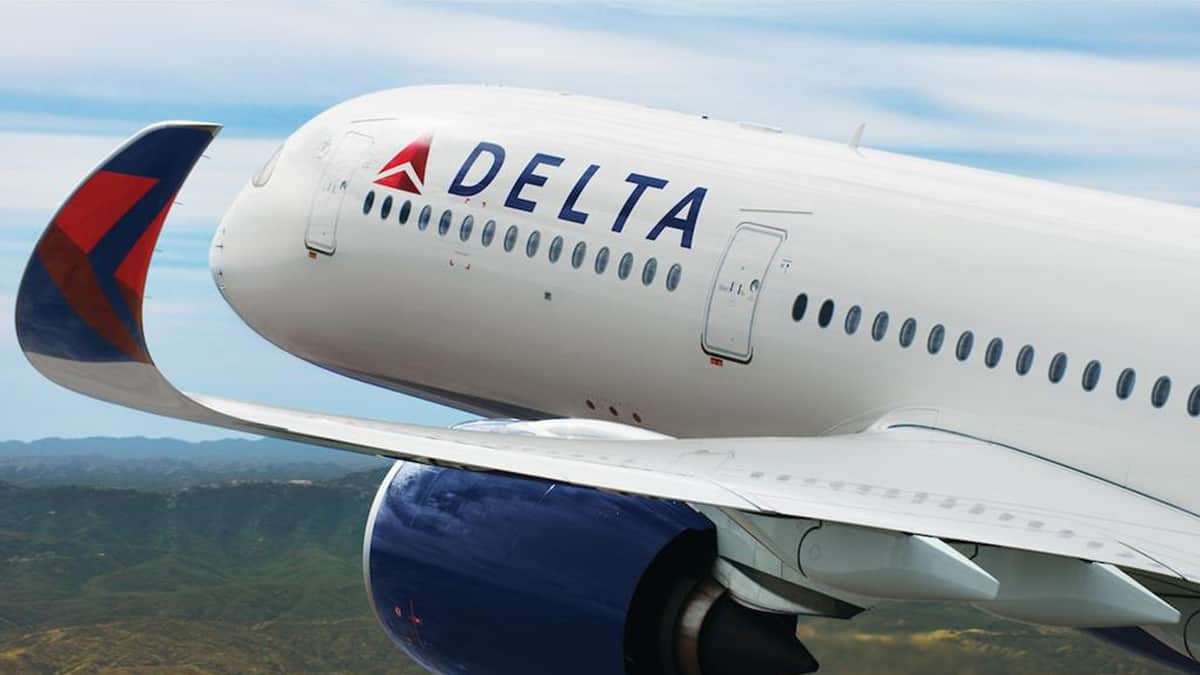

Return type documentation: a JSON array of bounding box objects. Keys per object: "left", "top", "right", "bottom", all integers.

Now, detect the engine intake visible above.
[{"left": 364, "top": 461, "right": 817, "bottom": 675}]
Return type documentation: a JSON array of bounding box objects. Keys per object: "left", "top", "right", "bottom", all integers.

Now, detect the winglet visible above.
[{"left": 16, "top": 122, "right": 220, "bottom": 365}]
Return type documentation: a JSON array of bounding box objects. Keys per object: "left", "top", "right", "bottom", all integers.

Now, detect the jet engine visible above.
[{"left": 364, "top": 461, "right": 818, "bottom": 675}]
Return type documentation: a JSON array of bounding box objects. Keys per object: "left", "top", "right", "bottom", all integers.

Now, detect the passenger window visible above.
[
  {"left": 818, "top": 300, "right": 835, "bottom": 328},
  {"left": 438, "top": 210, "right": 453, "bottom": 236},
  {"left": 642, "top": 258, "right": 658, "bottom": 286},
  {"left": 792, "top": 294, "right": 809, "bottom": 322},
  {"left": 548, "top": 235, "right": 564, "bottom": 263},
  {"left": 955, "top": 331, "right": 974, "bottom": 362},
  {"left": 398, "top": 200, "right": 412, "bottom": 224},
  {"left": 459, "top": 215, "right": 474, "bottom": 242},
  {"left": 362, "top": 191, "right": 375, "bottom": 215},
  {"left": 899, "top": 318, "right": 917, "bottom": 348},
  {"left": 1151, "top": 376, "right": 1171, "bottom": 409},
  {"left": 503, "top": 225, "right": 519, "bottom": 251},
  {"left": 595, "top": 246, "right": 610, "bottom": 274},
  {"left": 844, "top": 305, "right": 862, "bottom": 335},
  {"left": 1015, "top": 345, "right": 1035, "bottom": 375},
  {"left": 618, "top": 252, "right": 635, "bottom": 280},
  {"left": 380, "top": 195, "right": 393, "bottom": 220},
  {"left": 1189, "top": 386, "right": 1200, "bottom": 417},
  {"left": 1116, "top": 368, "right": 1136, "bottom": 400},
  {"left": 525, "top": 230, "right": 541, "bottom": 257},
  {"left": 927, "top": 324, "right": 945, "bottom": 354},
  {"left": 481, "top": 219, "right": 496, "bottom": 247},
  {"left": 418, "top": 205, "right": 432, "bottom": 231},
  {"left": 1049, "top": 352, "right": 1068, "bottom": 383},
  {"left": 666, "top": 263, "right": 682, "bottom": 291},
  {"left": 871, "top": 312, "right": 889, "bottom": 342},
  {"left": 571, "top": 241, "right": 587, "bottom": 268},
  {"left": 1082, "top": 360, "right": 1102, "bottom": 392},
  {"left": 984, "top": 338, "right": 1003, "bottom": 368}
]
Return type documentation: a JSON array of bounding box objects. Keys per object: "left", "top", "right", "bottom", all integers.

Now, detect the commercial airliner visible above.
[{"left": 16, "top": 85, "right": 1200, "bottom": 674}]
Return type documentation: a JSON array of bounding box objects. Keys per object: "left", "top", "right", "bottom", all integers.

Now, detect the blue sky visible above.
[{"left": 2, "top": 1, "right": 1199, "bottom": 441}]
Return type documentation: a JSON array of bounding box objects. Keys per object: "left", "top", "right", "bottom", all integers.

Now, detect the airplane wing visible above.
[{"left": 17, "top": 123, "right": 1200, "bottom": 593}]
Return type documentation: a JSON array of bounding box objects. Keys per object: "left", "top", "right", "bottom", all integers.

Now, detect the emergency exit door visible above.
[
  {"left": 702, "top": 224, "right": 785, "bottom": 363},
  {"left": 306, "top": 131, "right": 374, "bottom": 254}
]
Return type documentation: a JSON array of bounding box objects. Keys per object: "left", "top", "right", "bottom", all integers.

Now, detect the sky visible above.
[{"left": 2, "top": 1, "right": 1198, "bottom": 441}]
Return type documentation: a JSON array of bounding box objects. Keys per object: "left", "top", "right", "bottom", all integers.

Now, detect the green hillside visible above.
[{"left": 0, "top": 468, "right": 1176, "bottom": 674}]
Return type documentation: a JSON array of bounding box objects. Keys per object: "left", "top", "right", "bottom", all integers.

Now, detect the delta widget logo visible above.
[{"left": 374, "top": 133, "right": 432, "bottom": 195}]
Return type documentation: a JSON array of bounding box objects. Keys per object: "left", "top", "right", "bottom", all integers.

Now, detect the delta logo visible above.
[
  {"left": 374, "top": 133, "right": 432, "bottom": 195},
  {"left": 374, "top": 133, "right": 707, "bottom": 249}
]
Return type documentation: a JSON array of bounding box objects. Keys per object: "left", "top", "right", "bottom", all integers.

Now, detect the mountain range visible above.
[{"left": 0, "top": 435, "right": 387, "bottom": 491}]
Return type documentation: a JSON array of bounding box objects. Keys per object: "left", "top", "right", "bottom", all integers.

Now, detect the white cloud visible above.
[
  {"left": 0, "top": 2, "right": 1197, "bottom": 206},
  {"left": 0, "top": 132, "right": 278, "bottom": 230}
]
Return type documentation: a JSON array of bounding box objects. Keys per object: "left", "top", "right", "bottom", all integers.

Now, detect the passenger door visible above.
[
  {"left": 702, "top": 224, "right": 786, "bottom": 363},
  {"left": 306, "top": 131, "right": 374, "bottom": 254}
]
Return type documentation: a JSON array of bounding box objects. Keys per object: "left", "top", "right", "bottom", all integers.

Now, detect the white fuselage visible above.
[{"left": 212, "top": 85, "right": 1200, "bottom": 516}]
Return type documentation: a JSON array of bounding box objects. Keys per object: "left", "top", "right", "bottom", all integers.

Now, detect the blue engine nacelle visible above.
[{"left": 364, "top": 461, "right": 818, "bottom": 675}]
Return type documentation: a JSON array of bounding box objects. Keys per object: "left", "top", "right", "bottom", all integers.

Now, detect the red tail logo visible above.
[{"left": 375, "top": 133, "right": 432, "bottom": 194}]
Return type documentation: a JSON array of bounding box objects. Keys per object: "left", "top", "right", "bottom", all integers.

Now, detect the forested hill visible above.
[
  {"left": 0, "top": 467, "right": 416, "bottom": 673},
  {"left": 0, "top": 463, "right": 1173, "bottom": 674}
]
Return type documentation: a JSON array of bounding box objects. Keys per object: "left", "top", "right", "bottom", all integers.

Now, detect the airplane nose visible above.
[
  {"left": 212, "top": 141, "right": 286, "bottom": 303},
  {"left": 210, "top": 185, "right": 259, "bottom": 316},
  {"left": 208, "top": 164, "right": 309, "bottom": 332},
  {"left": 209, "top": 197, "right": 235, "bottom": 301}
]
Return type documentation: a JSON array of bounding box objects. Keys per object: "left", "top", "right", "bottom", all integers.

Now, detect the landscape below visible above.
[{"left": 0, "top": 438, "right": 1176, "bottom": 674}]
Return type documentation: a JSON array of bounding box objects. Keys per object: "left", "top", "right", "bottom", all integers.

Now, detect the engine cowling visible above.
[{"left": 364, "top": 461, "right": 817, "bottom": 675}]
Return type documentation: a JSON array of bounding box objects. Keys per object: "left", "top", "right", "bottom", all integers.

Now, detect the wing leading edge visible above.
[{"left": 17, "top": 123, "right": 1200, "bottom": 590}]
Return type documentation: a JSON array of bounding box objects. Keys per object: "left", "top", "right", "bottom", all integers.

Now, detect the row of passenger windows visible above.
[
  {"left": 364, "top": 192, "right": 682, "bottom": 291},
  {"left": 791, "top": 293, "right": 1195, "bottom": 415}
]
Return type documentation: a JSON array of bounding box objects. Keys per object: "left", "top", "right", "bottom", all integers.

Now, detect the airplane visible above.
[{"left": 14, "top": 84, "right": 1200, "bottom": 674}]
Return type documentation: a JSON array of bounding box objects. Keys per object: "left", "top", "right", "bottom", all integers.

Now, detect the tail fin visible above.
[{"left": 16, "top": 122, "right": 219, "bottom": 364}]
